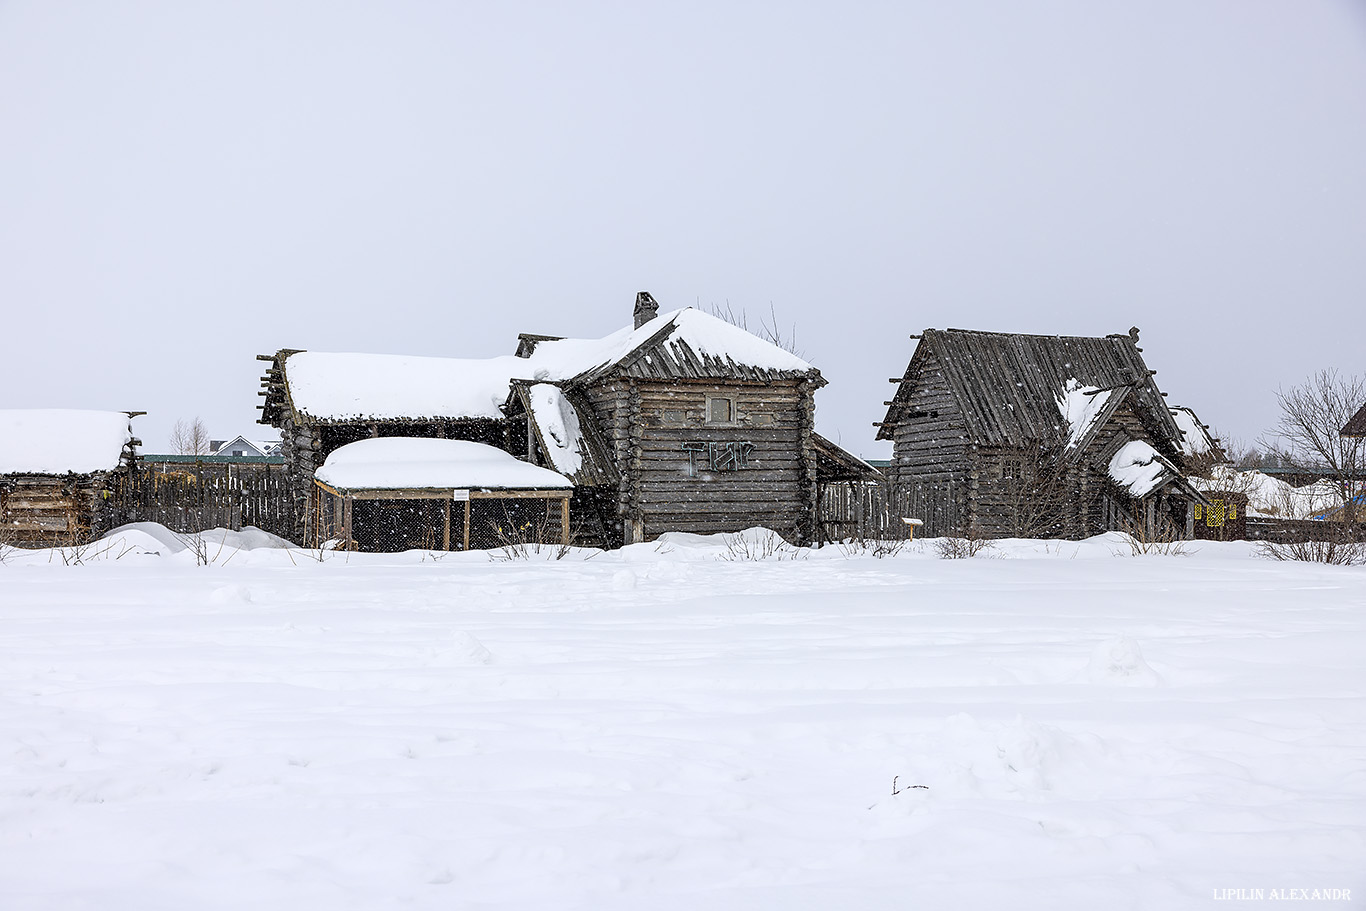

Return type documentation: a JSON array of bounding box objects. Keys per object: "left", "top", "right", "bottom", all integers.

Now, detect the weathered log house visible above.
[
  {"left": 878, "top": 328, "right": 1209, "bottom": 540},
  {"left": 0, "top": 409, "right": 140, "bottom": 547},
  {"left": 260, "top": 293, "right": 869, "bottom": 547}
]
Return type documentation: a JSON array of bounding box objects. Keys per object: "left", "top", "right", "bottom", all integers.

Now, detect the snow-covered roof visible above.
[
  {"left": 1168, "top": 406, "right": 1215, "bottom": 458},
  {"left": 1057, "top": 379, "right": 1114, "bottom": 450},
  {"left": 0, "top": 410, "right": 134, "bottom": 475},
  {"left": 314, "top": 438, "right": 574, "bottom": 492},
  {"left": 1108, "top": 440, "right": 1177, "bottom": 498},
  {"left": 879, "top": 329, "right": 1182, "bottom": 452},
  {"left": 277, "top": 308, "right": 818, "bottom": 422},
  {"left": 211, "top": 436, "right": 280, "bottom": 457},
  {"left": 1193, "top": 467, "right": 1340, "bottom": 519}
]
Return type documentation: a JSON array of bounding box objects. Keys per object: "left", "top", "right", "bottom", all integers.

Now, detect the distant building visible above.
[{"left": 210, "top": 436, "right": 280, "bottom": 458}]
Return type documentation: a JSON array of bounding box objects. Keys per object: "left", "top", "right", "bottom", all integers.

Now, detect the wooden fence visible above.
[
  {"left": 106, "top": 461, "right": 297, "bottom": 540},
  {"left": 1244, "top": 517, "right": 1366, "bottom": 544},
  {"left": 817, "top": 479, "right": 964, "bottom": 542}
]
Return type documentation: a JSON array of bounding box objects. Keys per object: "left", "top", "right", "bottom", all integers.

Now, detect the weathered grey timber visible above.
[
  {"left": 259, "top": 292, "right": 875, "bottom": 548},
  {"left": 879, "top": 327, "right": 1209, "bottom": 540},
  {"left": 511, "top": 295, "right": 850, "bottom": 545}
]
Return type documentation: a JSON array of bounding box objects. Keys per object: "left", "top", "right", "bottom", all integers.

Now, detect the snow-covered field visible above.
[{"left": 2, "top": 528, "right": 1363, "bottom": 909}]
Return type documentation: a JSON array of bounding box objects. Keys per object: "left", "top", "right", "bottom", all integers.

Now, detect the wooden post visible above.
[
  {"left": 463, "top": 498, "right": 471, "bottom": 551},
  {"left": 443, "top": 498, "right": 451, "bottom": 551},
  {"left": 342, "top": 495, "right": 353, "bottom": 550},
  {"left": 560, "top": 496, "right": 570, "bottom": 546}
]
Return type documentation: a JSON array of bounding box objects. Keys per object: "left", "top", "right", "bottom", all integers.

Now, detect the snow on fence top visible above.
[
  {"left": 283, "top": 309, "right": 816, "bottom": 422},
  {"left": 314, "top": 438, "right": 574, "bottom": 492},
  {"left": 0, "top": 409, "right": 134, "bottom": 475}
]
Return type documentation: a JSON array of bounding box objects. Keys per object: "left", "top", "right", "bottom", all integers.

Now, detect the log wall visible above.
[
  {"left": 0, "top": 475, "right": 106, "bottom": 547},
  {"left": 625, "top": 380, "right": 813, "bottom": 542}
]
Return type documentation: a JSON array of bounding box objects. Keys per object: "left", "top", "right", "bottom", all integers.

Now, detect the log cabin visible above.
[
  {"left": 0, "top": 410, "right": 140, "bottom": 547},
  {"left": 259, "top": 293, "right": 873, "bottom": 548},
  {"left": 878, "top": 328, "right": 1210, "bottom": 540}
]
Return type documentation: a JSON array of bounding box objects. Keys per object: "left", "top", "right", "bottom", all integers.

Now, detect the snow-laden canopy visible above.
[
  {"left": 283, "top": 308, "right": 817, "bottom": 422},
  {"left": 315, "top": 438, "right": 573, "bottom": 492},
  {"left": 1108, "top": 441, "right": 1172, "bottom": 498},
  {"left": 0, "top": 409, "right": 133, "bottom": 475},
  {"left": 527, "top": 384, "right": 584, "bottom": 475},
  {"left": 1057, "top": 379, "right": 1113, "bottom": 449}
]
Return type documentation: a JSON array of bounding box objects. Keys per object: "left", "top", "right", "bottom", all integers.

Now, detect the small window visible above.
[
  {"left": 232, "top": 450, "right": 245, "bottom": 456},
  {"left": 707, "top": 398, "right": 733, "bottom": 424},
  {"left": 1002, "top": 457, "right": 1022, "bottom": 480}
]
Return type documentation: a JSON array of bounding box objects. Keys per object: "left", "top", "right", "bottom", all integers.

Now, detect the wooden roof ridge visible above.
[
  {"left": 256, "top": 348, "right": 303, "bottom": 427},
  {"left": 566, "top": 310, "right": 825, "bottom": 389},
  {"left": 881, "top": 327, "right": 1185, "bottom": 452},
  {"left": 515, "top": 333, "right": 566, "bottom": 358},
  {"left": 565, "top": 312, "right": 686, "bottom": 387}
]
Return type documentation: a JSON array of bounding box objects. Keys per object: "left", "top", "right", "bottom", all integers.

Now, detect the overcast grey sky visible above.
[{"left": 2, "top": 1, "right": 1363, "bottom": 456}]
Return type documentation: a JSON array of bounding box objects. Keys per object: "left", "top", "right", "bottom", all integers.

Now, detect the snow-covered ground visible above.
[
  {"left": 2, "top": 528, "right": 1363, "bottom": 909},
  {"left": 1197, "top": 466, "right": 1346, "bottom": 519}
]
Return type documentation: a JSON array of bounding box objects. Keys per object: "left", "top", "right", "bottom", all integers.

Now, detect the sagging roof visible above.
[
  {"left": 1108, "top": 440, "right": 1206, "bottom": 503},
  {"left": 880, "top": 328, "right": 1183, "bottom": 453},
  {"left": 507, "top": 382, "right": 619, "bottom": 488},
  {"left": 314, "top": 438, "right": 574, "bottom": 493},
  {"left": 260, "top": 306, "right": 823, "bottom": 426},
  {"left": 1168, "top": 405, "right": 1223, "bottom": 460},
  {"left": 0, "top": 409, "right": 137, "bottom": 475},
  {"left": 812, "top": 433, "right": 881, "bottom": 483}
]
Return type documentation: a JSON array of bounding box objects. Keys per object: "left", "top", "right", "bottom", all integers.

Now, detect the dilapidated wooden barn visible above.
[
  {"left": 878, "top": 328, "right": 1210, "bottom": 540},
  {"left": 0, "top": 410, "right": 140, "bottom": 547},
  {"left": 259, "top": 293, "right": 874, "bottom": 548}
]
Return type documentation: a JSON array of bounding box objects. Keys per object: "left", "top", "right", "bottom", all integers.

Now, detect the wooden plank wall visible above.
[
  {"left": 817, "top": 479, "right": 965, "bottom": 541},
  {"left": 106, "top": 462, "right": 297, "bottom": 539}
]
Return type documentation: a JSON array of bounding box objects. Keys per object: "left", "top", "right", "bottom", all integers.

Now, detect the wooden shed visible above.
[
  {"left": 0, "top": 410, "right": 140, "bottom": 547},
  {"left": 878, "top": 328, "right": 1209, "bottom": 540},
  {"left": 309, "top": 438, "right": 574, "bottom": 552}
]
